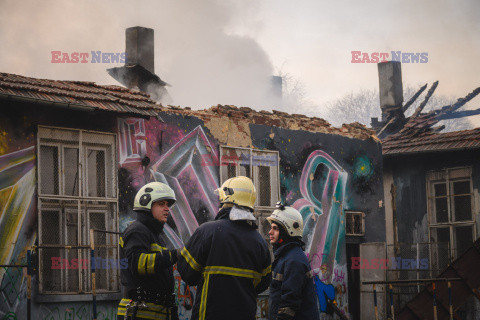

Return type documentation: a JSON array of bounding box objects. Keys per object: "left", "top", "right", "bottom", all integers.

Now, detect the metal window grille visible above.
[
  {"left": 255, "top": 207, "right": 275, "bottom": 259},
  {"left": 37, "top": 126, "right": 119, "bottom": 294},
  {"left": 426, "top": 167, "right": 476, "bottom": 262},
  {"left": 345, "top": 211, "right": 365, "bottom": 236},
  {"left": 385, "top": 242, "right": 451, "bottom": 311},
  {"left": 219, "top": 146, "right": 280, "bottom": 209}
]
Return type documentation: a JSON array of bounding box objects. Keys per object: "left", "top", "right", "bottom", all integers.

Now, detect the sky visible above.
[{"left": 0, "top": 0, "right": 479, "bottom": 123}]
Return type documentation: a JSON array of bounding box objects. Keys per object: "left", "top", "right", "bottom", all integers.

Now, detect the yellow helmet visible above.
[
  {"left": 215, "top": 176, "right": 256, "bottom": 210},
  {"left": 215, "top": 178, "right": 232, "bottom": 203}
]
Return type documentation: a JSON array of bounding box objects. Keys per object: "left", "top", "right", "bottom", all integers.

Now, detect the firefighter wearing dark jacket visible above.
[
  {"left": 177, "top": 176, "right": 272, "bottom": 320},
  {"left": 117, "top": 182, "right": 180, "bottom": 320},
  {"left": 267, "top": 204, "right": 320, "bottom": 320}
]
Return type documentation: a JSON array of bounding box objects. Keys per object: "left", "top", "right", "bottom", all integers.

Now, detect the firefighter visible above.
[
  {"left": 177, "top": 176, "right": 272, "bottom": 320},
  {"left": 267, "top": 204, "right": 319, "bottom": 320},
  {"left": 117, "top": 182, "right": 180, "bottom": 320}
]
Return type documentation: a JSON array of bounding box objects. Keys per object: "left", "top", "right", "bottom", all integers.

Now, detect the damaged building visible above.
[
  {"left": 0, "top": 69, "right": 385, "bottom": 319},
  {"left": 365, "top": 61, "right": 480, "bottom": 319}
]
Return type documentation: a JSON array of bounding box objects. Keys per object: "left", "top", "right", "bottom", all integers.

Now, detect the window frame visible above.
[
  {"left": 37, "top": 125, "right": 119, "bottom": 295},
  {"left": 345, "top": 211, "right": 365, "bottom": 236},
  {"left": 219, "top": 146, "right": 280, "bottom": 209},
  {"left": 426, "top": 167, "right": 477, "bottom": 268}
]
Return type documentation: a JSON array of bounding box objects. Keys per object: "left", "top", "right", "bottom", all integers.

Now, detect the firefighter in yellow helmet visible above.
[
  {"left": 177, "top": 176, "right": 272, "bottom": 320},
  {"left": 117, "top": 182, "right": 179, "bottom": 320}
]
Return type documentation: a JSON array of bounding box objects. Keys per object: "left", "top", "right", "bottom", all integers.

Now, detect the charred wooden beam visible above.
[
  {"left": 411, "top": 81, "right": 438, "bottom": 119},
  {"left": 438, "top": 109, "right": 480, "bottom": 120},
  {"left": 441, "top": 87, "right": 480, "bottom": 115},
  {"left": 403, "top": 83, "right": 428, "bottom": 112}
]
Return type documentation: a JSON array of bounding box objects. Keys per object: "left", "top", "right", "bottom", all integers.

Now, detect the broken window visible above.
[
  {"left": 37, "top": 126, "right": 118, "bottom": 294},
  {"left": 345, "top": 211, "right": 365, "bottom": 236},
  {"left": 427, "top": 167, "right": 476, "bottom": 270}
]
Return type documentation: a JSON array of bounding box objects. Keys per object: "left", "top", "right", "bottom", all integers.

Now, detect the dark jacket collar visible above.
[
  {"left": 137, "top": 211, "right": 164, "bottom": 234},
  {"left": 215, "top": 206, "right": 232, "bottom": 221},
  {"left": 273, "top": 241, "right": 303, "bottom": 260}
]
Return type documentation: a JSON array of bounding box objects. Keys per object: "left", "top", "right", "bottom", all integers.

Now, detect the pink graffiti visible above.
[
  {"left": 334, "top": 269, "right": 345, "bottom": 284},
  {"left": 118, "top": 118, "right": 147, "bottom": 165},
  {"left": 150, "top": 125, "right": 219, "bottom": 244}
]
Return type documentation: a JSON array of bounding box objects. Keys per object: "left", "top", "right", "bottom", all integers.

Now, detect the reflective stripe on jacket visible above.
[
  {"left": 177, "top": 207, "right": 272, "bottom": 320},
  {"left": 269, "top": 242, "right": 320, "bottom": 320},
  {"left": 117, "top": 213, "right": 178, "bottom": 319}
]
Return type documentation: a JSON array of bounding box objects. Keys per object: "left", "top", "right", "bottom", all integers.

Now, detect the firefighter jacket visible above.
[
  {"left": 117, "top": 212, "right": 178, "bottom": 319},
  {"left": 177, "top": 206, "right": 272, "bottom": 320},
  {"left": 269, "top": 241, "right": 320, "bottom": 320}
]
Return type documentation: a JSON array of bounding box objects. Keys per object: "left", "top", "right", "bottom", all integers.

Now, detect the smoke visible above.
[
  {"left": 1, "top": 0, "right": 479, "bottom": 116},
  {"left": 0, "top": 0, "right": 276, "bottom": 109}
]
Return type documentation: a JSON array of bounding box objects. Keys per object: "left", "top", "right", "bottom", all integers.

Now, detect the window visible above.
[
  {"left": 219, "top": 146, "right": 280, "bottom": 208},
  {"left": 427, "top": 167, "right": 476, "bottom": 271},
  {"left": 37, "top": 126, "right": 118, "bottom": 294},
  {"left": 345, "top": 211, "right": 365, "bottom": 236}
]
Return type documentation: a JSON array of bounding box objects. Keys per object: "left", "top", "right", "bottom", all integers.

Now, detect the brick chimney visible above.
[
  {"left": 126, "top": 26, "right": 155, "bottom": 74},
  {"left": 107, "top": 26, "right": 170, "bottom": 103},
  {"left": 378, "top": 61, "right": 403, "bottom": 122}
]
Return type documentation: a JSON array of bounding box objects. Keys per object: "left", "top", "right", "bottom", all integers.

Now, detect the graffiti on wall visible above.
[
  {"left": 118, "top": 118, "right": 147, "bottom": 165},
  {"left": 118, "top": 119, "right": 220, "bottom": 320},
  {"left": 0, "top": 146, "right": 37, "bottom": 318},
  {"left": 39, "top": 302, "right": 118, "bottom": 320},
  {"left": 292, "top": 150, "right": 348, "bottom": 315},
  {"left": 118, "top": 119, "right": 220, "bottom": 244}
]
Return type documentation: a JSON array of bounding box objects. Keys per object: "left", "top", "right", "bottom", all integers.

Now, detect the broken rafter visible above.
[
  {"left": 438, "top": 109, "right": 480, "bottom": 120},
  {"left": 402, "top": 83, "right": 428, "bottom": 113},
  {"left": 410, "top": 81, "right": 439, "bottom": 119},
  {"left": 377, "top": 116, "right": 398, "bottom": 139},
  {"left": 439, "top": 87, "right": 480, "bottom": 116},
  {"left": 431, "top": 125, "right": 445, "bottom": 133}
]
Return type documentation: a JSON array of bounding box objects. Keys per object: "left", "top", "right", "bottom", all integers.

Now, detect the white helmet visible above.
[
  {"left": 133, "top": 182, "right": 176, "bottom": 212},
  {"left": 267, "top": 203, "right": 303, "bottom": 238}
]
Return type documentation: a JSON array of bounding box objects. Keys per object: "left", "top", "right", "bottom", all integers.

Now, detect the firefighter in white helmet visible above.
[
  {"left": 117, "top": 182, "right": 179, "bottom": 320},
  {"left": 177, "top": 176, "right": 272, "bottom": 320},
  {"left": 267, "top": 203, "right": 319, "bottom": 320}
]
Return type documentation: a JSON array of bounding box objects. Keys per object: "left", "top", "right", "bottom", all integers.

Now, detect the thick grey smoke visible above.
[
  {"left": 0, "top": 0, "right": 275, "bottom": 109},
  {"left": 1, "top": 0, "right": 479, "bottom": 119}
]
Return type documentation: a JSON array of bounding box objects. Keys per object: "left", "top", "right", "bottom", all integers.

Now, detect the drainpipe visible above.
[{"left": 390, "top": 183, "right": 399, "bottom": 256}]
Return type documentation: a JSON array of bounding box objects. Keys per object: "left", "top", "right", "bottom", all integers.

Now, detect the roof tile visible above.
[{"left": 0, "top": 72, "right": 162, "bottom": 116}]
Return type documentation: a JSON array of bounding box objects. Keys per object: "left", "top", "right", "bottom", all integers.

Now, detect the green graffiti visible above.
[
  {"left": 353, "top": 155, "right": 373, "bottom": 179},
  {"left": 41, "top": 304, "right": 117, "bottom": 320},
  {"left": 1, "top": 267, "right": 23, "bottom": 304},
  {"left": 2, "top": 312, "right": 17, "bottom": 320}
]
